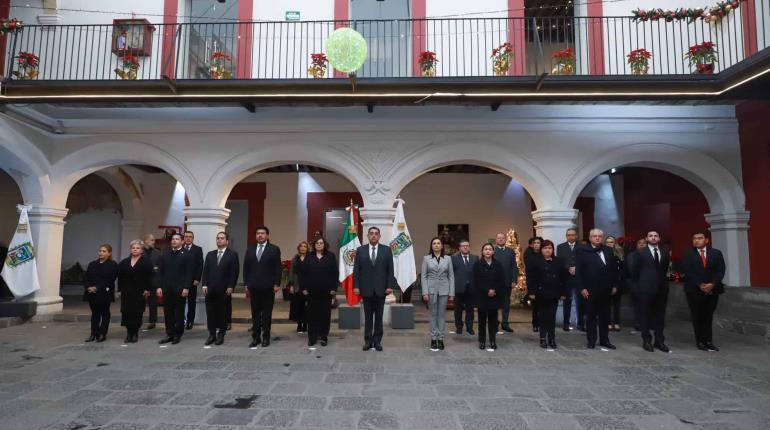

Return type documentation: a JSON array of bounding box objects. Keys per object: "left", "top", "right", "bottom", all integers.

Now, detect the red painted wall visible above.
[
  {"left": 737, "top": 101, "right": 770, "bottom": 288},
  {"left": 507, "top": 0, "right": 526, "bottom": 75},
  {"left": 227, "top": 182, "right": 266, "bottom": 246},
  {"left": 587, "top": 0, "right": 605, "bottom": 75},
  {"left": 306, "top": 192, "right": 363, "bottom": 241},
  {"left": 411, "top": 0, "right": 427, "bottom": 77},
  {"left": 161, "top": 0, "right": 179, "bottom": 78},
  {"left": 0, "top": 0, "right": 10, "bottom": 77},
  {"left": 621, "top": 168, "right": 709, "bottom": 261}
]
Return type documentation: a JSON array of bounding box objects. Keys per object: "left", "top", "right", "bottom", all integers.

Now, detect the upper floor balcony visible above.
[{"left": 2, "top": 13, "right": 769, "bottom": 105}]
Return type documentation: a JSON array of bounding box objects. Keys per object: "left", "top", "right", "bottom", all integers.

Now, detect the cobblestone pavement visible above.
[{"left": 1, "top": 312, "right": 769, "bottom": 430}]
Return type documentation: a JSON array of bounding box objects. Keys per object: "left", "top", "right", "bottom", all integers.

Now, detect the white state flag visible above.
[
  {"left": 1, "top": 205, "right": 41, "bottom": 298},
  {"left": 389, "top": 198, "right": 416, "bottom": 293}
]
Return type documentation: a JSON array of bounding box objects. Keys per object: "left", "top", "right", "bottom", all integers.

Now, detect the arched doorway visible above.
[{"left": 0, "top": 169, "right": 24, "bottom": 299}]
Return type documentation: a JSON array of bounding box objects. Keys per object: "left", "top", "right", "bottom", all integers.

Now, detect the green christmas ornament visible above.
[{"left": 326, "top": 27, "right": 368, "bottom": 74}]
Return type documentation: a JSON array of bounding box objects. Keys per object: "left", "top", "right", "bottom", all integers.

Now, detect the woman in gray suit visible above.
[{"left": 422, "top": 237, "right": 455, "bottom": 351}]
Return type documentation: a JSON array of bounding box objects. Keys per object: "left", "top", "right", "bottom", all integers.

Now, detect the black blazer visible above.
[
  {"left": 83, "top": 259, "right": 119, "bottom": 303},
  {"left": 575, "top": 244, "right": 619, "bottom": 294},
  {"left": 526, "top": 256, "right": 568, "bottom": 300},
  {"left": 629, "top": 245, "right": 670, "bottom": 294},
  {"left": 472, "top": 259, "right": 505, "bottom": 310},
  {"left": 201, "top": 248, "right": 240, "bottom": 295},
  {"left": 158, "top": 248, "right": 193, "bottom": 295},
  {"left": 353, "top": 243, "right": 395, "bottom": 298},
  {"left": 143, "top": 246, "right": 162, "bottom": 289},
  {"left": 243, "top": 242, "right": 282, "bottom": 290},
  {"left": 117, "top": 256, "right": 153, "bottom": 314},
  {"left": 301, "top": 253, "right": 339, "bottom": 298},
  {"left": 451, "top": 253, "right": 478, "bottom": 294},
  {"left": 682, "top": 247, "right": 725, "bottom": 295},
  {"left": 183, "top": 244, "right": 204, "bottom": 285},
  {"left": 493, "top": 246, "right": 519, "bottom": 292},
  {"left": 556, "top": 242, "right": 579, "bottom": 287}
]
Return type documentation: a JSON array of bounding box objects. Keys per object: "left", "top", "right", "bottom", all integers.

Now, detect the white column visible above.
[
  {"left": 183, "top": 206, "right": 231, "bottom": 324},
  {"left": 120, "top": 219, "right": 144, "bottom": 260},
  {"left": 359, "top": 207, "right": 397, "bottom": 242},
  {"left": 705, "top": 211, "right": 751, "bottom": 287},
  {"left": 531, "top": 209, "right": 579, "bottom": 243},
  {"left": 28, "top": 206, "right": 68, "bottom": 315}
]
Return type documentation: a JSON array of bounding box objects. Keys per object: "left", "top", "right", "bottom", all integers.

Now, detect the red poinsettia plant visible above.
[
  {"left": 491, "top": 42, "right": 514, "bottom": 76},
  {"left": 308, "top": 53, "right": 328, "bottom": 78},
  {"left": 418, "top": 50, "right": 438, "bottom": 76},
  {"left": 114, "top": 53, "right": 140, "bottom": 80},
  {"left": 553, "top": 48, "right": 575, "bottom": 66},
  {"left": 12, "top": 51, "right": 39, "bottom": 80},
  {"left": 685, "top": 41, "right": 718, "bottom": 74},
  {"left": 0, "top": 18, "right": 22, "bottom": 36},
  {"left": 210, "top": 50, "right": 232, "bottom": 79},
  {"left": 627, "top": 48, "right": 652, "bottom": 75}
]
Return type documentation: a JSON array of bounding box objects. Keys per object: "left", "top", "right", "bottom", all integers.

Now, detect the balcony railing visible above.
[{"left": 4, "top": 15, "right": 769, "bottom": 82}]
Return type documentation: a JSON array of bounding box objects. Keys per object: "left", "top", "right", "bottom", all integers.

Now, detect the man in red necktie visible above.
[{"left": 682, "top": 232, "right": 726, "bottom": 352}]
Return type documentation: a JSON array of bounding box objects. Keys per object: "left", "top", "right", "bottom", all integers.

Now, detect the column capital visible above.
[
  {"left": 705, "top": 211, "right": 750, "bottom": 231},
  {"left": 531, "top": 209, "right": 578, "bottom": 227},
  {"left": 359, "top": 207, "right": 396, "bottom": 228},
  {"left": 183, "top": 206, "right": 231, "bottom": 228},
  {"left": 26, "top": 206, "right": 69, "bottom": 226}
]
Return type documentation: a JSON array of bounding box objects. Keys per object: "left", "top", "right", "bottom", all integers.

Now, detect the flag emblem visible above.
[
  {"left": 389, "top": 232, "right": 413, "bottom": 256},
  {"left": 5, "top": 242, "right": 35, "bottom": 269},
  {"left": 343, "top": 249, "right": 357, "bottom": 266}
]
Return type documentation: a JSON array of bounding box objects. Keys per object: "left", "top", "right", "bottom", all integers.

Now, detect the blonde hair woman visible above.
[{"left": 117, "top": 240, "right": 154, "bottom": 343}]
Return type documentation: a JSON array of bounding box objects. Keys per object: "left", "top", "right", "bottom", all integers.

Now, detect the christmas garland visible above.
[{"left": 632, "top": 1, "right": 745, "bottom": 24}]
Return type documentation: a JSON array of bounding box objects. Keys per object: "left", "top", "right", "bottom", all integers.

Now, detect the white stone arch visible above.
[
  {"left": 384, "top": 141, "right": 562, "bottom": 211},
  {"left": 202, "top": 143, "right": 373, "bottom": 207},
  {"left": 0, "top": 126, "right": 53, "bottom": 204},
  {"left": 50, "top": 140, "right": 202, "bottom": 207},
  {"left": 560, "top": 143, "right": 745, "bottom": 214},
  {"left": 92, "top": 168, "right": 143, "bottom": 222}
]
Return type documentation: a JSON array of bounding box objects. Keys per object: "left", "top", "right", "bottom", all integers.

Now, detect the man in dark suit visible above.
[
  {"left": 493, "top": 233, "right": 519, "bottom": 333},
  {"left": 625, "top": 237, "right": 648, "bottom": 333},
  {"left": 142, "top": 234, "right": 162, "bottom": 330},
  {"left": 451, "top": 239, "right": 478, "bottom": 335},
  {"left": 353, "top": 226, "right": 394, "bottom": 351},
  {"left": 243, "top": 225, "right": 282, "bottom": 348},
  {"left": 629, "top": 230, "right": 670, "bottom": 353},
  {"left": 556, "top": 228, "right": 581, "bottom": 331},
  {"left": 682, "top": 231, "right": 725, "bottom": 352},
  {"left": 201, "top": 232, "right": 240, "bottom": 346},
  {"left": 575, "top": 228, "right": 618, "bottom": 350},
  {"left": 182, "top": 231, "right": 204, "bottom": 330},
  {"left": 157, "top": 233, "right": 192, "bottom": 344}
]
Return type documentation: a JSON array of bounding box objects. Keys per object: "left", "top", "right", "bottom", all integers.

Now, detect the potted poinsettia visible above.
[
  {"left": 12, "top": 51, "right": 39, "bottom": 80},
  {"left": 551, "top": 47, "right": 575, "bottom": 75},
  {"left": 627, "top": 48, "right": 651, "bottom": 75},
  {"left": 418, "top": 50, "right": 438, "bottom": 77},
  {"left": 491, "top": 42, "right": 514, "bottom": 76},
  {"left": 0, "top": 18, "right": 22, "bottom": 36},
  {"left": 686, "top": 41, "right": 718, "bottom": 74},
  {"left": 308, "top": 53, "right": 328, "bottom": 79},
  {"left": 114, "top": 53, "right": 139, "bottom": 80},
  {"left": 210, "top": 50, "right": 232, "bottom": 79}
]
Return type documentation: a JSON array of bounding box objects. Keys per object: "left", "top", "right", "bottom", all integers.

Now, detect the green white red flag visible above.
[{"left": 339, "top": 203, "right": 361, "bottom": 305}]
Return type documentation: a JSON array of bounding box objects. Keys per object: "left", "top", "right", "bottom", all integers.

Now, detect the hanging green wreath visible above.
[{"left": 632, "top": 1, "right": 745, "bottom": 24}]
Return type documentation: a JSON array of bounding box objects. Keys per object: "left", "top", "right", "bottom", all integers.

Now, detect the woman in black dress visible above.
[
  {"left": 288, "top": 241, "right": 309, "bottom": 334},
  {"left": 473, "top": 243, "right": 505, "bottom": 351},
  {"left": 524, "top": 237, "right": 543, "bottom": 332},
  {"left": 605, "top": 236, "right": 626, "bottom": 332},
  {"left": 301, "top": 236, "right": 339, "bottom": 348},
  {"left": 117, "top": 239, "right": 153, "bottom": 343},
  {"left": 83, "top": 244, "right": 119, "bottom": 342},
  {"left": 526, "top": 240, "right": 568, "bottom": 349}
]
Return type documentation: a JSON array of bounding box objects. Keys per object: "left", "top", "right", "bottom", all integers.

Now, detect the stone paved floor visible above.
[{"left": 1, "top": 311, "right": 769, "bottom": 430}]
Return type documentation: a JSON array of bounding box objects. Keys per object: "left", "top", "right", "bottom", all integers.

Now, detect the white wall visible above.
[
  {"left": 138, "top": 172, "right": 187, "bottom": 238},
  {"left": 61, "top": 210, "right": 122, "bottom": 268},
  {"left": 579, "top": 174, "right": 625, "bottom": 239}
]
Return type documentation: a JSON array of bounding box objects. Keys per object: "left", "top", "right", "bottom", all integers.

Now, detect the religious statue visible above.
[{"left": 506, "top": 228, "right": 528, "bottom": 304}]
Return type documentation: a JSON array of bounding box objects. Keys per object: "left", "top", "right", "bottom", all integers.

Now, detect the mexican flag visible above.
[
  {"left": 339, "top": 203, "right": 361, "bottom": 305},
  {"left": 1, "top": 205, "right": 41, "bottom": 298}
]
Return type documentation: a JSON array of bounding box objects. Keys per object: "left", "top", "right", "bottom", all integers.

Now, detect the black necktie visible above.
[
  {"left": 371, "top": 246, "right": 376, "bottom": 266},
  {"left": 653, "top": 247, "right": 660, "bottom": 265},
  {"left": 463, "top": 255, "right": 468, "bottom": 266}
]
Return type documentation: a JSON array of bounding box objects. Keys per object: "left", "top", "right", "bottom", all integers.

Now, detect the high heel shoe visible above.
[
  {"left": 96, "top": 334, "right": 106, "bottom": 343},
  {"left": 85, "top": 334, "right": 96, "bottom": 342},
  {"left": 539, "top": 338, "right": 548, "bottom": 349},
  {"left": 124, "top": 334, "right": 132, "bottom": 344},
  {"left": 478, "top": 342, "right": 485, "bottom": 350},
  {"left": 548, "top": 338, "right": 557, "bottom": 349}
]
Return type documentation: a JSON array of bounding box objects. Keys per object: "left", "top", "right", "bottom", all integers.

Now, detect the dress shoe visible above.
[
  {"left": 705, "top": 342, "right": 719, "bottom": 352},
  {"left": 374, "top": 344, "right": 383, "bottom": 351},
  {"left": 501, "top": 326, "right": 514, "bottom": 333},
  {"left": 249, "top": 339, "right": 260, "bottom": 348},
  {"left": 159, "top": 336, "right": 173, "bottom": 344},
  {"left": 320, "top": 338, "right": 328, "bottom": 347},
  {"left": 548, "top": 339, "right": 557, "bottom": 349},
  {"left": 455, "top": 327, "right": 463, "bottom": 335},
  {"left": 214, "top": 336, "right": 224, "bottom": 346},
  {"left": 489, "top": 342, "right": 497, "bottom": 350},
  {"left": 85, "top": 334, "right": 96, "bottom": 342},
  {"left": 124, "top": 334, "right": 132, "bottom": 344},
  {"left": 146, "top": 323, "right": 156, "bottom": 330},
  {"left": 363, "top": 343, "right": 372, "bottom": 351},
  {"left": 696, "top": 342, "right": 709, "bottom": 351},
  {"left": 226, "top": 323, "right": 232, "bottom": 331},
  {"left": 308, "top": 340, "right": 317, "bottom": 348},
  {"left": 131, "top": 334, "right": 139, "bottom": 343},
  {"left": 479, "top": 342, "right": 485, "bottom": 350},
  {"left": 185, "top": 322, "right": 193, "bottom": 330},
  {"left": 467, "top": 327, "right": 475, "bottom": 335},
  {"left": 563, "top": 324, "right": 573, "bottom": 332},
  {"left": 430, "top": 340, "right": 438, "bottom": 351},
  {"left": 205, "top": 335, "right": 216, "bottom": 346},
  {"left": 96, "top": 334, "right": 106, "bottom": 343},
  {"left": 261, "top": 339, "right": 270, "bottom": 347},
  {"left": 532, "top": 326, "right": 539, "bottom": 333},
  {"left": 586, "top": 343, "right": 595, "bottom": 349},
  {"left": 654, "top": 343, "right": 670, "bottom": 353},
  {"left": 643, "top": 341, "right": 654, "bottom": 352},
  {"left": 540, "top": 338, "right": 548, "bottom": 349},
  {"left": 599, "top": 342, "right": 616, "bottom": 350},
  {"left": 438, "top": 340, "right": 444, "bottom": 351},
  {"left": 171, "top": 337, "right": 181, "bottom": 344}
]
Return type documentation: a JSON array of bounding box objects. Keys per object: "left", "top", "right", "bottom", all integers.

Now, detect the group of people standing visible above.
[{"left": 83, "top": 223, "right": 726, "bottom": 354}]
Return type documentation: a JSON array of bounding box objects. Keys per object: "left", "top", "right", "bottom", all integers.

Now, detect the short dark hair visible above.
[
  {"left": 428, "top": 237, "right": 445, "bottom": 257},
  {"left": 171, "top": 232, "right": 183, "bottom": 241},
  {"left": 692, "top": 231, "right": 710, "bottom": 239},
  {"left": 217, "top": 231, "right": 229, "bottom": 240},
  {"left": 312, "top": 236, "right": 329, "bottom": 254},
  {"left": 541, "top": 239, "right": 555, "bottom": 250},
  {"left": 647, "top": 230, "right": 660, "bottom": 237},
  {"left": 368, "top": 226, "right": 380, "bottom": 234},
  {"left": 256, "top": 225, "right": 270, "bottom": 235},
  {"left": 184, "top": 230, "right": 194, "bottom": 237},
  {"left": 458, "top": 239, "right": 470, "bottom": 246}
]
